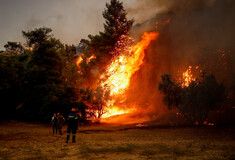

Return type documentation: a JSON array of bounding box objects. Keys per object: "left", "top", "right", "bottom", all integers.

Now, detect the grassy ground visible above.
[{"left": 0, "top": 121, "right": 234, "bottom": 160}]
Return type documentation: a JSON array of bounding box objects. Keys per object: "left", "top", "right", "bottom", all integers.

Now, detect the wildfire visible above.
[
  {"left": 76, "top": 53, "right": 84, "bottom": 66},
  {"left": 101, "top": 106, "right": 137, "bottom": 119},
  {"left": 101, "top": 32, "right": 158, "bottom": 96},
  {"left": 182, "top": 66, "right": 195, "bottom": 87},
  {"left": 86, "top": 54, "right": 96, "bottom": 64},
  {"left": 100, "top": 32, "right": 159, "bottom": 119},
  {"left": 76, "top": 53, "right": 96, "bottom": 73},
  {"left": 195, "top": 121, "right": 215, "bottom": 126}
]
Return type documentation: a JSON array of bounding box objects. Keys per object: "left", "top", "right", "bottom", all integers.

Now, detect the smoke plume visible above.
[{"left": 124, "top": 0, "right": 235, "bottom": 124}]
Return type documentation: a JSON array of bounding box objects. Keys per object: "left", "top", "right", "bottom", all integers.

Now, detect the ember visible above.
[{"left": 182, "top": 66, "right": 195, "bottom": 87}]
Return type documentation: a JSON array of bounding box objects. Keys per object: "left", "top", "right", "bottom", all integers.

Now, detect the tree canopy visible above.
[
  {"left": 0, "top": 0, "right": 134, "bottom": 122},
  {"left": 22, "top": 27, "right": 52, "bottom": 49},
  {"left": 159, "top": 73, "right": 225, "bottom": 126},
  {"left": 4, "top": 41, "right": 24, "bottom": 54},
  {"left": 0, "top": 27, "right": 81, "bottom": 122},
  {"left": 83, "top": 0, "right": 134, "bottom": 66}
]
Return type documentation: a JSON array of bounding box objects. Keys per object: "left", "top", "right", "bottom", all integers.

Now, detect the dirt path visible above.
[{"left": 0, "top": 121, "right": 234, "bottom": 160}]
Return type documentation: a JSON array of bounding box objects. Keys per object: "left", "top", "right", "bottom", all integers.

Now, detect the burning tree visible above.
[
  {"left": 75, "top": 0, "right": 136, "bottom": 121},
  {"left": 81, "top": 0, "right": 134, "bottom": 68},
  {"left": 77, "top": 86, "right": 110, "bottom": 121},
  {"left": 100, "top": 32, "right": 158, "bottom": 118},
  {"left": 74, "top": 0, "right": 161, "bottom": 122},
  {"left": 159, "top": 72, "right": 225, "bottom": 126}
]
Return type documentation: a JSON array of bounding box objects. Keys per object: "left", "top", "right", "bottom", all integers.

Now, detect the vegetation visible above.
[
  {"left": 0, "top": 0, "right": 234, "bottom": 159},
  {"left": 0, "top": 0, "right": 133, "bottom": 122},
  {"left": 0, "top": 122, "right": 234, "bottom": 160},
  {"left": 0, "top": 27, "right": 80, "bottom": 121},
  {"left": 0, "top": 0, "right": 234, "bottom": 125},
  {"left": 4, "top": 41, "right": 24, "bottom": 54},
  {"left": 159, "top": 73, "right": 225, "bottom": 126},
  {"left": 75, "top": 0, "right": 134, "bottom": 120},
  {"left": 77, "top": 86, "right": 110, "bottom": 121},
  {"left": 79, "top": 0, "right": 134, "bottom": 73},
  {"left": 0, "top": 53, "right": 29, "bottom": 120},
  {"left": 86, "top": 0, "right": 133, "bottom": 62}
]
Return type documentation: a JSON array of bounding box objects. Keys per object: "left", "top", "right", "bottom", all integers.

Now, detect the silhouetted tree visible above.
[
  {"left": 0, "top": 27, "right": 87, "bottom": 122},
  {"left": 4, "top": 41, "right": 24, "bottom": 54},
  {"left": 0, "top": 54, "right": 29, "bottom": 120},
  {"left": 81, "top": 0, "right": 134, "bottom": 69},
  {"left": 22, "top": 27, "right": 52, "bottom": 49},
  {"left": 17, "top": 27, "right": 79, "bottom": 121},
  {"left": 159, "top": 73, "right": 225, "bottom": 126},
  {"left": 92, "top": 86, "right": 109, "bottom": 120}
]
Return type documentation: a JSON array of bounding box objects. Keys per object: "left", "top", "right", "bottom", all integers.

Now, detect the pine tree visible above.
[{"left": 87, "top": 0, "right": 134, "bottom": 62}]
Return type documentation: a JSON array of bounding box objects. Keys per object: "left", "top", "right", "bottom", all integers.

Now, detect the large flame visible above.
[
  {"left": 182, "top": 66, "right": 195, "bottom": 87},
  {"left": 100, "top": 32, "right": 159, "bottom": 120},
  {"left": 101, "top": 106, "right": 137, "bottom": 118}
]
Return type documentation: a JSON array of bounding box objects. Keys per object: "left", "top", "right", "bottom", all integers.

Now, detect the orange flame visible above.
[
  {"left": 101, "top": 32, "right": 158, "bottom": 96},
  {"left": 86, "top": 54, "right": 96, "bottom": 64},
  {"left": 76, "top": 53, "right": 84, "bottom": 66},
  {"left": 100, "top": 32, "right": 159, "bottom": 119},
  {"left": 102, "top": 106, "right": 137, "bottom": 119},
  {"left": 182, "top": 66, "right": 195, "bottom": 87},
  {"left": 76, "top": 53, "right": 96, "bottom": 73}
]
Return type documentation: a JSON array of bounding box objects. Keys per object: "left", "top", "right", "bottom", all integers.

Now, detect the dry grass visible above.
[{"left": 0, "top": 121, "right": 234, "bottom": 160}]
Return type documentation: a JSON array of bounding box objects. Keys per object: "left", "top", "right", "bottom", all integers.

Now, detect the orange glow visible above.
[
  {"left": 100, "top": 32, "right": 159, "bottom": 119},
  {"left": 101, "top": 106, "right": 137, "bottom": 119},
  {"left": 195, "top": 121, "right": 215, "bottom": 126},
  {"left": 101, "top": 32, "right": 158, "bottom": 96},
  {"left": 203, "top": 121, "right": 215, "bottom": 126},
  {"left": 182, "top": 66, "right": 195, "bottom": 87},
  {"left": 161, "top": 19, "right": 171, "bottom": 25},
  {"left": 86, "top": 54, "right": 96, "bottom": 64},
  {"left": 76, "top": 53, "right": 84, "bottom": 67},
  {"left": 76, "top": 53, "right": 96, "bottom": 74}
]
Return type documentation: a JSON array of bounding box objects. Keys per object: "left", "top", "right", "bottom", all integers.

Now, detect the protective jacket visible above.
[
  {"left": 67, "top": 112, "right": 78, "bottom": 129},
  {"left": 66, "top": 112, "right": 79, "bottom": 143}
]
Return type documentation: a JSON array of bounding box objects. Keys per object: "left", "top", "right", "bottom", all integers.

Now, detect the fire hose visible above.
[
  {"left": 47, "top": 129, "right": 67, "bottom": 143},
  {"left": 24, "top": 128, "right": 69, "bottom": 144}
]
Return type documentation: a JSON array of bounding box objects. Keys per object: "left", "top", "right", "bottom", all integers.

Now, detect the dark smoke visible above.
[
  {"left": 126, "top": 0, "right": 217, "bottom": 24},
  {"left": 125, "top": 0, "right": 235, "bottom": 123}
]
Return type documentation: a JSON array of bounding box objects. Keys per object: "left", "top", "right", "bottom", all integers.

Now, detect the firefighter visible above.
[
  {"left": 57, "top": 113, "right": 65, "bottom": 135},
  {"left": 51, "top": 113, "right": 58, "bottom": 134},
  {"left": 66, "top": 108, "right": 78, "bottom": 143}
]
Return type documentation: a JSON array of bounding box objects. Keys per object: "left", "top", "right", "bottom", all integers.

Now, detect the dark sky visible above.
[{"left": 0, "top": 0, "right": 163, "bottom": 50}]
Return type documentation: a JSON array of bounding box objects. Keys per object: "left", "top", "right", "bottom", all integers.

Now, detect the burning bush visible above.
[{"left": 159, "top": 72, "right": 225, "bottom": 126}]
